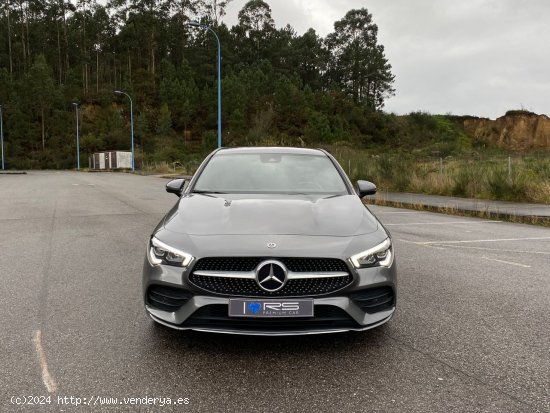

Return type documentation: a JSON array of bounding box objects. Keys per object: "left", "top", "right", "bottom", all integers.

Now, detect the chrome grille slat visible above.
[
  {"left": 288, "top": 271, "right": 349, "bottom": 279},
  {"left": 193, "top": 270, "right": 256, "bottom": 279},
  {"left": 189, "top": 257, "right": 353, "bottom": 297},
  {"left": 193, "top": 270, "right": 349, "bottom": 279}
]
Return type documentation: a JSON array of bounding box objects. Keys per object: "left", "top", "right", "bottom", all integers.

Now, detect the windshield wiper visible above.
[
  {"left": 279, "top": 192, "right": 345, "bottom": 198},
  {"left": 192, "top": 190, "right": 227, "bottom": 194},
  {"left": 321, "top": 193, "right": 346, "bottom": 199}
]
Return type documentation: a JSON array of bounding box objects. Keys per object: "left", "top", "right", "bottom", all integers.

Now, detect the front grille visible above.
[
  {"left": 146, "top": 285, "right": 192, "bottom": 312},
  {"left": 193, "top": 257, "right": 349, "bottom": 273},
  {"left": 183, "top": 304, "right": 359, "bottom": 331},
  {"left": 189, "top": 257, "right": 354, "bottom": 297},
  {"left": 351, "top": 287, "right": 395, "bottom": 313}
]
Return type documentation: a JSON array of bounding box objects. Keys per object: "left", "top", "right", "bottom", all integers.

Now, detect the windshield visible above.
[{"left": 193, "top": 153, "right": 349, "bottom": 194}]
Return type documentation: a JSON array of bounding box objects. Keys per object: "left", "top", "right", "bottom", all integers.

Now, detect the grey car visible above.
[{"left": 143, "top": 147, "right": 396, "bottom": 335}]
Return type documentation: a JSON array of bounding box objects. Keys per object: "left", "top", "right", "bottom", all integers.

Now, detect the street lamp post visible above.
[
  {"left": 114, "top": 90, "right": 135, "bottom": 172},
  {"left": 72, "top": 103, "right": 80, "bottom": 170},
  {"left": 0, "top": 105, "right": 4, "bottom": 171},
  {"left": 188, "top": 21, "right": 222, "bottom": 148}
]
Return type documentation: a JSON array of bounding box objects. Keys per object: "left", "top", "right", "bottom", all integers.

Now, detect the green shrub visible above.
[
  {"left": 305, "top": 111, "right": 333, "bottom": 143},
  {"left": 373, "top": 155, "right": 411, "bottom": 191},
  {"left": 487, "top": 166, "right": 529, "bottom": 201},
  {"left": 201, "top": 131, "right": 217, "bottom": 150},
  {"left": 451, "top": 167, "right": 477, "bottom": 197}
]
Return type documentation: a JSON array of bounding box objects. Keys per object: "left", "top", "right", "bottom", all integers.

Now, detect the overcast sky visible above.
[{"left": 223, "top": 0, "right": 550, "bottom": 119}]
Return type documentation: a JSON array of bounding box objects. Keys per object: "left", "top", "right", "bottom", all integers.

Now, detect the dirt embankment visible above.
[{"left": 462, "top": 111, "right": 550, "bottom": 150}]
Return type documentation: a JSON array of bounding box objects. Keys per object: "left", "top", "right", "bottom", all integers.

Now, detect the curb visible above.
[{"left": 365, "top": 198, "right": 550, "bottom": 227}]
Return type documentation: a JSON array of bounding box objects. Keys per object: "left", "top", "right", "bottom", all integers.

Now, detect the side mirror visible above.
[
  {"left": 166, "top": 179, "right": 185, "bottom": 196},
  {"left": 357, "top": 180, "right": 377, "bottom": 198}
]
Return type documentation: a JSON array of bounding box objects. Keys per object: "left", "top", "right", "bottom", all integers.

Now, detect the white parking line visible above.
[
  {"left": 482, "top": 257, "right": 531, "bottom": 268},
  {"left": 386, "top": 220, "right": 500, "bottom": 226},
  {"left": 33, "top": 330, "right": 57, "bottom": 393},
  {"left": 438, "top": 245, "right": 550, "bottom": 255},
  {"left": 416, "top": 236, "right": 550, "bottom": 245}
]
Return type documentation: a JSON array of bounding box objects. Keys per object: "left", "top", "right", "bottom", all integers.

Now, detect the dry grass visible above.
[
  {"left": 141, "top": 160, "right": 200, "bottom": 176},
  {"left": 526, "top": 181, "right": 550, "bottom": 204},
  {"left": 408, "top": 173, "right": 454, "bottom": 194},
  {"left": 331, "top": 151, "right": 550, "bottom": 204}
]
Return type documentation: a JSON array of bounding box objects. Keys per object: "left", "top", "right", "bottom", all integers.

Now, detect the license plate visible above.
[{"left": 228, "top": 298, "right": 314, "bottom": 318}]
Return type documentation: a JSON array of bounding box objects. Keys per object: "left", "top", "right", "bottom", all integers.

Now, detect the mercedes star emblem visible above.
[{"left": 256, "top": 261, "right": 287, "bottom": 292}]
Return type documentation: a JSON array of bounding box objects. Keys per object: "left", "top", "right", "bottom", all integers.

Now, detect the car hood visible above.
[{"left": 162, "top": 194, "right": 378, "bottom": 236}]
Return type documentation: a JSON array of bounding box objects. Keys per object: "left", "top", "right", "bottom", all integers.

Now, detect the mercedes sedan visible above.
[{"left": 143, "top": 147, "right": 396, "bottom": 335}]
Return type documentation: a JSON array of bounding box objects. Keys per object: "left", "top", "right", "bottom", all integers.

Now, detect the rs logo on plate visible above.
[
  {"left": 263, "top": 302, "right": 300, "bottom": 311},
  {"left": 244, "top": 302, "right": 300, "bottom": 312}
]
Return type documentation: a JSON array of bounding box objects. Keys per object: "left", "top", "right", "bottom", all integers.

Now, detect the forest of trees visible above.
[{"left": 0, "top": 0, "right": 395, "bottom": 169}]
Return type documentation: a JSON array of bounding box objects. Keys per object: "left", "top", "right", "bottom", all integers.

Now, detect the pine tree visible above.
[
  {"left": 157, "top": 103, "right": 172, "bottom": 135},
  {"left": 326, "top": 8, "right": 395, "bottom": 110},
  {"left": 26, "top": 55, "right": 56, "bottom": 150}
]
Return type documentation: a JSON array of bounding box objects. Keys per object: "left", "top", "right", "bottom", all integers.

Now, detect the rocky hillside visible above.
[{"left": 461, "top": 111, "right": 550, "bottom": 150}]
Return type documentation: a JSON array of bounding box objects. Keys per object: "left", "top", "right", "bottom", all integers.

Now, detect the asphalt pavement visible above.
[{"left": 1, "top": 171, "right": 549, "bottom": 412}]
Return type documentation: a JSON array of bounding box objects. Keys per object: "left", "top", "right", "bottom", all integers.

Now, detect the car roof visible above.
[{"left": 215, "top": 147, "right": 327, "bottom": 156}]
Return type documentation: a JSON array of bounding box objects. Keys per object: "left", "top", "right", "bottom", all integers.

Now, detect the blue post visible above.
[
  {"left": 210, "top": 27, "right": 222, "bottom": 149},
  {"left": 73, "top": 103, "right": 80, "bottom": 170},
  {"left": 114, "top": 91, "right": 135, "bottom": 172},
  {"left": 0, "top": 105, "right": 4, "bottom": 171},
  {"left": 188, "top": 22, "right": 222, "bottom": 148},
  {"left": 130, "top": 97, "right": 134, "bottom": 172}
]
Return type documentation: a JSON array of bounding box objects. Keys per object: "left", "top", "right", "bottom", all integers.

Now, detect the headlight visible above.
[
  {"left": 350, "top": 238, "right": 393, "bottom": 268},
  {"left": 148, "top": 237, "right": 193, "bottom": 267}
]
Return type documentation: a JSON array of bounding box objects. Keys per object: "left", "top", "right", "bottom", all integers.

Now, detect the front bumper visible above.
[
  {"left": 143, "top": 255, "right": 397, "bottom": 336},
  {"left": 148, "top": 310, "right": 394, "bottom": 336}
]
